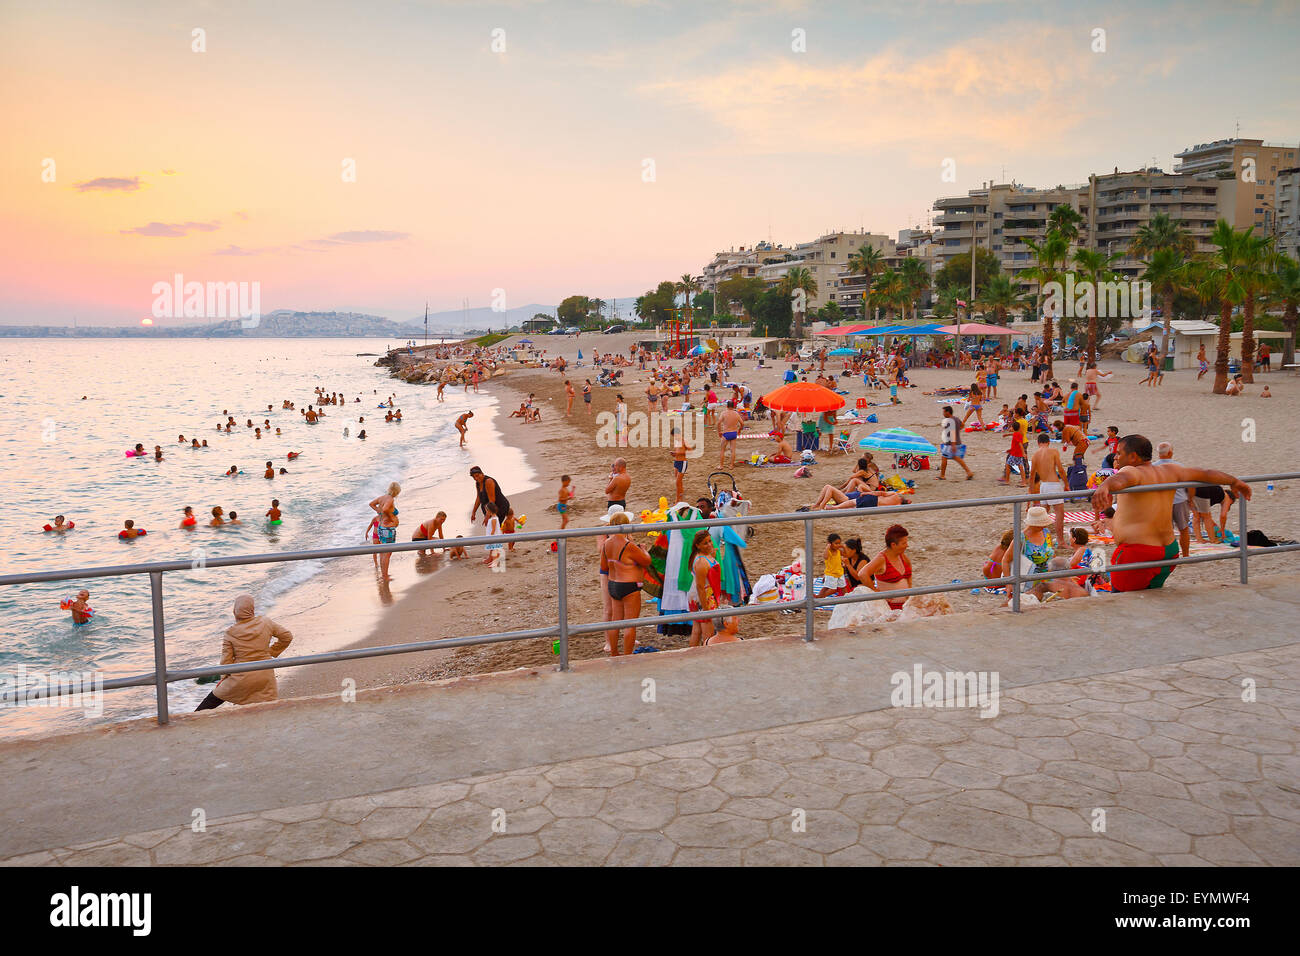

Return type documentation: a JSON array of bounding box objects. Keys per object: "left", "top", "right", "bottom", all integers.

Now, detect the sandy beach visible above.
[{"left": 284, "top": 332, "right": 1300, "bottom": 698}]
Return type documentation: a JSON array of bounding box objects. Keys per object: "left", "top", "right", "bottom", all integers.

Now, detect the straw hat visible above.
[
  {"left": 599, "top": 504, "right": 628, "bottom": 523},
  {"left": 1024, "top": 506, "right": 1053, "bottom": 528}
]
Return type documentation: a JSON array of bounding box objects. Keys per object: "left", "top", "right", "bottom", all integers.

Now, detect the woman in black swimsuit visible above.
[
  {"left": 600, "top": 512, "right": 651, "bottom": 656},
  {"left": 841, "top": 538, "right": 870, "bottom": 592}
]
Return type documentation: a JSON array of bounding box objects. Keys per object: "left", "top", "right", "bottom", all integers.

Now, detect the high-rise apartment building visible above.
[{"left": 1174, "top": 138, "right": 1300, "bottom": 235}]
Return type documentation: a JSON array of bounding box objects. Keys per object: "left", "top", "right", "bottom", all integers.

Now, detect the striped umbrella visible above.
[{"left": 859, "top": 427, "right": 938, "bottom": 454}]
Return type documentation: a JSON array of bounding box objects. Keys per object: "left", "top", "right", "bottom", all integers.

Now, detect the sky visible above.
[{"left": 2, "top": 0, "right": 1298, "bottom": 326}]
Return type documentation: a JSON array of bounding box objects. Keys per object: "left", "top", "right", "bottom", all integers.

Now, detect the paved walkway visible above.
[{"left": 2, "top": 574, "right": 1298, "bottom": 865}]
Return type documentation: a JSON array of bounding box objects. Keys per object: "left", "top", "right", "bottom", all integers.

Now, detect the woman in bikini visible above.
[
  {"left": 600, "top": 512, "right": 651, "bottom": 656},
  {"left": 960, "top": 383, "right": 985, "bottom": 427},
  {"left": 861, "top": 524, "right": 913, "bottom": 610},
  {"left": 687, "top": 529, "right": 722, "bottom": 647},
  {"left": 984, "top": 530, "right": 1015, "bottom": 579},
  {"left": 367, "top": 481, "right": 401, "bottom": 581}
]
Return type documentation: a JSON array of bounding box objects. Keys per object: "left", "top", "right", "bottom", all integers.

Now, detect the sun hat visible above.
[
  {"left": 1024, "top": 506, "right": 1053, "bottom": 528},
  {"left": 599, "top": 504, "right": 628, "bottom": 523}
]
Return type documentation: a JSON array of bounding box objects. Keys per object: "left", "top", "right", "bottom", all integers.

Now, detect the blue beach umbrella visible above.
[
  {"left": 859, "top": 427, "right": 938, "bottom": 455},
  {"left": 829, "top": 347, "right": 858, "bottom": 356}
]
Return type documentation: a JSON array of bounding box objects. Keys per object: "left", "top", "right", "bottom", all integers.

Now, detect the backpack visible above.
[{"left": 1066, "top": 461, "right": 1089, "bottom": 491}]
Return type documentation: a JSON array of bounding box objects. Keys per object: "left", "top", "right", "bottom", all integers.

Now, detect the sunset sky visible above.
[{"left": 2, "top": 0, "right": 1298, "bottom": 325}]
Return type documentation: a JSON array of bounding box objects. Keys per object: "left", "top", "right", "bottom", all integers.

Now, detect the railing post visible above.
[
  {"left": 1011, "top": 502, "right": 1023, "bottom": 613},
  {"left": 150, "top": 571, "right": 170, "bottom": 725},
  {"left": 556, "top": 537, "right": 570, "bottom": 671},
  {"left": 804, "top": 517, "right": 816, "bottom": 642},
  {"left": 1238, "top": 494, "right": 1248, "bottom": 584}
]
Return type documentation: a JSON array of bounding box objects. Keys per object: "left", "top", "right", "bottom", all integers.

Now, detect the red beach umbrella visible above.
[{"left": 760, "top": 382, "right": 845, "bottom": 413}]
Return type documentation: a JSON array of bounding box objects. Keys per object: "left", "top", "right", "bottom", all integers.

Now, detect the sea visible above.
[{"left": 0, "top": 337, "right": 533, "bottom": 737}]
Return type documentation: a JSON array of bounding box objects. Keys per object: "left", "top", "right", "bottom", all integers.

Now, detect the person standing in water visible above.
[{"left": 368, "top": 481, "right": 401, "bottom": 581}]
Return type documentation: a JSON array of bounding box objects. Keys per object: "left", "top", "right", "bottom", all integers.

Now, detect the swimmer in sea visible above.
[
  {"left": 201, "top": 440, "right": 209, "bottom": 448},
  {"left": 275, "top": 428, "right": 281, "bottom": 436},
  {"left": 178, "top": 434, "right": 186, "bottom": 444},
  {"left": 180, "top": 506, "right": 198, "bottom": 528},
  {"left": 191, "top": 438, "right": 200, "bottom": 449},
  {"left": 264, "top": 461, "right": 274, "bottom": 479},
  {"left": 154, "top": 445, "right": 164, "bottom": 461},
  {"left": 226, "top": 465, "right": 240, "bottom": 477},
  {"left": 228, "top": 511, "right": 242, "bottom": 525},
  {"left": 357, "top": 430, "right": 367, "bottom": 440},
  {"left": 119, "top": 519, "right": 145, "bottom": 539},
  {"left": 287, "top": 451, "right": 300, "bottom": 460},
  {"left": 255, "top": 428, "right": 262, "bottom": 440},
  {"left": 456, "top": 411, "right": 473, "bottom": 447},
  {"left": 278, "top": 467, "right": 288, "bottom": 475},
  {"left": 44, "top": 515, "right": 74, "bottom": 532},
  {"left": 132, "top": 443, "right": 146, "bottom": 457},
  {"left": 210, "top": 506, "right": 225, "bottom": 527},
  {"left": 267, "top": 499, "right": 282, "bottom": 523},
  {"left": 64, "top": 589, "right": 92, "bottom": 625}
]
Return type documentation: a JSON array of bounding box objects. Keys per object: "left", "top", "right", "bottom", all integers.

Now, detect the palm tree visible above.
[
  {"left": 590, "top": 297, "right": 607, "bottom": 323},
  {"left": 848, "top": 243, "right": 885, "bottom": 322},
  {"left": 869, "top": 267, "right": 903, "bottom": 326},
  {"left": 1130, "top": 211, "right": 1195, "bottom": 260},
  {"left": 932, "top": 288, "right": 960, "bottom": 322},
  {"left": 1141, "top": 248, "right": 1187, "bottom": 370},
  {"left": 899, "top": 257, "right": 930, "bottom": 322},
  {"left": 976, "top": 273, "right": 1023, "bottom": 326},
  {"left": 1237, "top": 233, "right": 1273, "bottom": 382},
  {"left": 1047, "top": 204, "right": 1084, "bottom": 244},
  {"left": 779, "top": 266, "right": 818, "bottom": 338},
  {"left": 676, "top": 274, "right": 701, "bottom": 310},
  {"left": 1206, "top": 219, "right": 1250, "bottom": 394},
  {"left": 1072, "top": 247, "right": 1119, "bottom": 364},
  {"left": 1021, "top": 232, "right": 1070, "bottom": 380},
  {"left": 1269, "top": 254, "right": 1300, "bottom": 368}
]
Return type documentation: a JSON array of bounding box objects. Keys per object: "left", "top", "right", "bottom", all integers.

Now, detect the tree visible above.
[
  {"left": 634, "top": 283, "right": 676, "bottom": 325},
  {"left": 693, "top": 291, "right": 715, "bottom": 320},
  {"left": 816, "top": 300, "right": 846, "bottom": 324},
  {"left": 779, "top": 266, "right": 818, "bottom": 337},
  {"left": 1141, "top": 248, "right": 1187, "bottom": 370},
  {"left": 1047, "top": 203, "right": 1085, "bottom": 244},
  {"left": 752, "top": 288, "right": 792, "bottom": 338},
  {"left": 1237, "top": 233, "right": 1273, "bottom": 382},
  {"left": 717, "top": 276, "right": 766, "bottom": 319},
  {"left": 932, "top": 288, "right": 960, "bottom": 322},
  {"left": 590, "top": 298, "right": 606, "bottom": 322},
  {"left": 976, "top": 273, "right": 1024, "bottom": 326},
  {"left": 899, "top": 257, "right": 930, "bottom": 322},
  {"left": 870, "top": 267, "right": 904, "bottom": 325},
  {"left": 934, "top": 248, "right": 1000, "bottom": 294},
  {"left": 1269, "top": 254, "right": 1300, "bottom": 368},
  {"left": 1206, "top": 219, "right": 1250, "bottom": 394},
  {"left": 557, "top": 295, "right": 591, "bottom": 326},
  {"left": 676, "top": 274, "right": 701, "bottom": 309},
  {"left": 1130, "top": 212, "right": 1195, "bottom": 260},
  {"left": 847, "top": 243, "right": 885, "bottom": 321},
  {"left": 1020, "top": 232, "right": 1070, "bottom": 380},
  {"left": 1072, "top": 247, "right": 1120, "bottom": 364}
]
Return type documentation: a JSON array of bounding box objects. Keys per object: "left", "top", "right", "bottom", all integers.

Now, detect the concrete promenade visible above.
[{"left": 2, "top": 573, "right": 1298, "bottom": 866}]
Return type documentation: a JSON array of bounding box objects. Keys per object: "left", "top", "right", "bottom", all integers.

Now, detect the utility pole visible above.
[{"left": 424, "top": 302, "right": 428, "bottom": 346}]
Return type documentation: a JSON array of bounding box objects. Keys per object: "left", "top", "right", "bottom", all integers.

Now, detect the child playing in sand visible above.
[
  {"left": 557, "top": 475, "right": 574, "bottom": 529},
  {"left": 1261, "top": 385, "right": 1272, "bottom": 398},
  {"left": 448, "top": 536, "right": 468, "bottom": 560},
  {"left": 1104, "top": 426, "right": 1120, "bottom": 455},
  {"left": 817, "top": 533, "right": 847, "bottom": 598}
]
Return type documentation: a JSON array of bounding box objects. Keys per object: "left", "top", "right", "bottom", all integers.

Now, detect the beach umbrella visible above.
[
  {"left": 578, "top": 349, "right": 583, "bottom": 359},
  {"left": 519, "top": 339, "right": 534, "bottom": 345},
  {"left": 829, "top": 347, "right": 858, "bottom": 356},
  {"left": 760, "top": 382, "right": 845, "bottom": 413},
  {"left": 688, "top": 344, "right": 713, "bottom": 356},
  {"left": 859, "top": 427, "right": 938, "bottom": 455}
]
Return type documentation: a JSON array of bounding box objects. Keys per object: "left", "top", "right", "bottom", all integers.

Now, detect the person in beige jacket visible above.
[{"left": 195, "top": 594, "right": 293, "bottom": 711}]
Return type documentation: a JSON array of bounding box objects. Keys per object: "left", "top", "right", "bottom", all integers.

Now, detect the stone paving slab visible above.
[
  {"left": 6, "top": 643, "right": 1297, "bottom": 866},
  {"left": 1, "top": 573, "right": 1297, "bottom": 860}
]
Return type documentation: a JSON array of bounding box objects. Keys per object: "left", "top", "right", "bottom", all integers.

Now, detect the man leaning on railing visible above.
[{"left": 1091, "top": 434, "right": 1251, "bottom": 592}]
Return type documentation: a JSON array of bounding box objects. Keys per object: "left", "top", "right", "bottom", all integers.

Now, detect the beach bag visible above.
[{"left": 1066, "top": 461, "right": 1088, "bottom": 491}]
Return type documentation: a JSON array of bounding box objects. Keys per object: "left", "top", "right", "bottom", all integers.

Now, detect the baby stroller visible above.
[{"left": 707, "top": 472, "right": 754, "bottom": 538}]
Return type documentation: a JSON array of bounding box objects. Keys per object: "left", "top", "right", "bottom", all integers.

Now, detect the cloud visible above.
[
  {"left": 326, "top": 230, "right": 411, "bottom": 243},
  {"left": 643, "top": 25, "right": 1115, "bottom": 162},
  {"left": 120, "top": 220, "right": 221, "bottom": 237},
  {"left": 160, "top": 169, "right": 178, "bottom": 176},
  {"left": 214, "top": 244, "right": 258, "bottom": 255},
  {"left": 75, "top": 176, "right": 143, "bottom": 192},
  {"left": 233, "top": 210, "right": 250, "bottom": 220}
]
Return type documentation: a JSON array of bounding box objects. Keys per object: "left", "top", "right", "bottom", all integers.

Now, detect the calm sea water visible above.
[{"left": 0, "top": 337, "right": 529, "bottom": 736}]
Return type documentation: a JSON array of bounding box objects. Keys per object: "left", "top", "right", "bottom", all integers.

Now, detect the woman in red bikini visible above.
[{"left": 861, "top": 524, "right": 912, "bottom": 610}]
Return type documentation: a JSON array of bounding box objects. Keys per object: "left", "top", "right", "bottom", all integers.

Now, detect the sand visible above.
[{"left": 283, "top": 331, "right": 1300, "bottom": 698}]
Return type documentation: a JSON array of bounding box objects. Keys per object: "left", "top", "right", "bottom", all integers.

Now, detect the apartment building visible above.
[
  {"left": 1086, "top": 168, "right": 1220, "bottom": 279},
  {"left": 705, "top": 232, "right": 893, "bottom": 314},
  {"left": 1174, "top": 138, "right": 1300, "bottom": 234},
  {"left": 931, "top": 182, "right": 1090, "bottom": 290},
  {"left": 1278, "top": 167, "right": 1300, "bottom": 260}
]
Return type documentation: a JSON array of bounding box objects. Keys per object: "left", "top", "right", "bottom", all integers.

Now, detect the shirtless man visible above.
[
  {"left": 1056, "top": 419, "right": 1090, "bottom": 465},
  {"left": 717, "top": 401, "right": 744, "bottom": 468},
  {"left": 1084, "top": 363, "right": 1104, "bottom": 408},
  {"left": 1196, "top": 344, "right": 1209, "bottom": 381},
  {"left": 1029, "top": 431, "right": 1069, "bottom": 544},
  {"left": 565, "top": 379, "right": 575, "bottom": 417},
  {"left": 605, "top": 458, "right": 632, "bottom": 510},
  {"left": 1091, "top": 434, "right": 1250, "bottom": 592},
  {"left": 455, "top": 411, "right": 473, "bottom": 447},
  {"left": 412, "top": 511, "right": 447, "bottom": 548}
]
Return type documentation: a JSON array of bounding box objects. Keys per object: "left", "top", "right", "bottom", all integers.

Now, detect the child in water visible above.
[
  {"left": 62, "top": 589, "right": 93, "bottom": 625},
  {"left": 266, "top": 499, "right": 282, "bottom": 524}
]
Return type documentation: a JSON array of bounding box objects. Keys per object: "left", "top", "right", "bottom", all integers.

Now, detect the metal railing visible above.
[{"left": 2, "top": 473, "right": 1296, "bottom": 725}]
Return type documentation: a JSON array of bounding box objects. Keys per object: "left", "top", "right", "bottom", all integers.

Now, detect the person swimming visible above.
[
  {"left": 226, "top": 465, "right": 241, "bottom": 476},
  {"left": 210, "top": 506, "right": 225, "bottom": 527},
  {"left": 118, "top": 519, "right": 146, "bottom": 539},
  {"left": 180, "top": 506, "right": 198, "bottom": 528},
  {"left": 266, "top": 499, "right": 282, "bottom": 524},
  {"left": 61, "top": 589, "right": 93, "bottom": 625},
  {"left": 264, "top": 461, "right": 274, "bottom": 479},
  {"left": 43, "top": 514, "right": 75, "bottom": 532}
]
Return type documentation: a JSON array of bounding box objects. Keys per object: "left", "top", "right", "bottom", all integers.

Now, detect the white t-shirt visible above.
[
  {"left": 1155, "top": 458, "right": 1186, "bottom": 504},
  {"left": 941, "top": 417, "right": 958, "bottom": 445}
]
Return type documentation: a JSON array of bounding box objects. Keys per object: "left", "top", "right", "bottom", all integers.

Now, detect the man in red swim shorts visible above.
[{"left": 1090, "top": 434, "right": 1251, "bottom": 592}]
